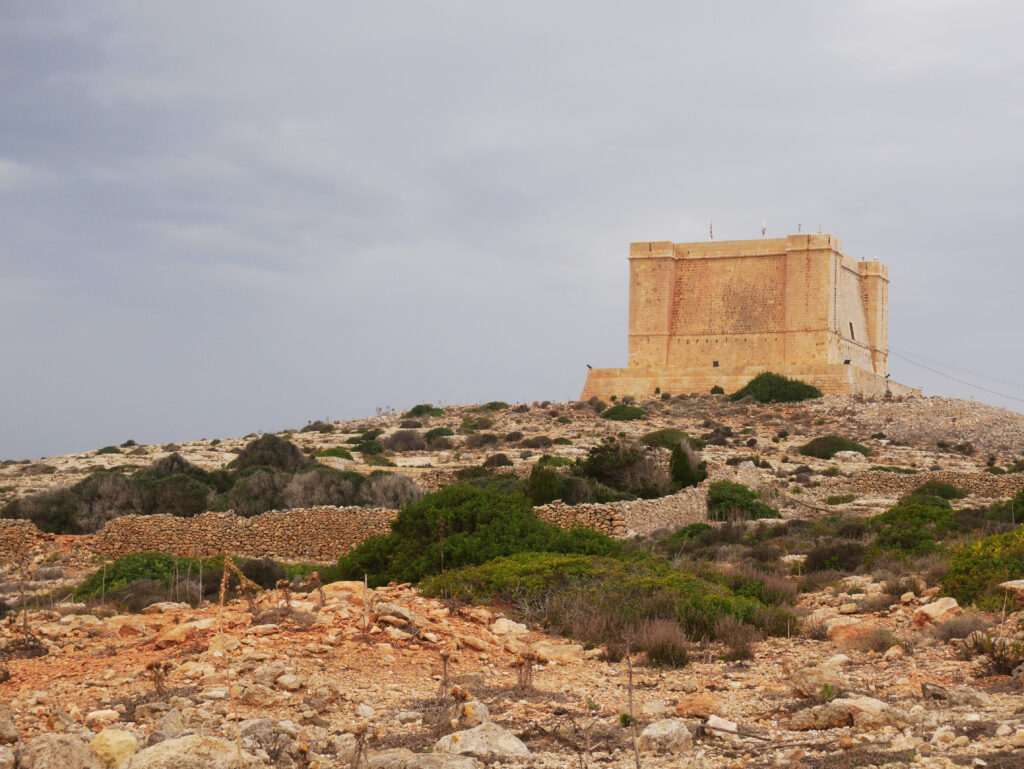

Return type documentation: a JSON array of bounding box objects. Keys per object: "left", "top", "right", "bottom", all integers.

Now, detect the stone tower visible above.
[{"left": 581, "top": 233, "right": 919, "bottom": 399}]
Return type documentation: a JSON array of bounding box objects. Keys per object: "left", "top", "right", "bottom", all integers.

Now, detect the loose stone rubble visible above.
[{"left": 1, "top": 394, "right": 1024, "bottom": 768}]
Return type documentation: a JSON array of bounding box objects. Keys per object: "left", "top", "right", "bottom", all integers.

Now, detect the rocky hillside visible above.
[{"left": 1, "top": 392, "right": 1023, "bottom": 768}]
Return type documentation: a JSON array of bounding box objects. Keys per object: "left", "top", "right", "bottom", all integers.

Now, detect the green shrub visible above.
[
  {"left": 282, "top": 466, "right": 365, "bottom": 508},
  {"left": 300, "top": 420, "right": 335, "bottom": 433},
  {"left": 536, "top": 455, "right": 572, "bottom": 468},
  {"left": 601, "top": 404, "right": 646, "bottom": 421},
  {"left": 233, "top": 434, "right": 313, "bottom": 474},
  {"left": 96, "top": 446, "right": 122, "bottom": 455},
  {"left": 556, "top": 416, "right": 571, "bottom": 424},
  {"left": 869, "top": 499, "right": 957, "bottom": 557},
  {"left": 805, "top": 542, "right": 865, "bottom": 572},
  {"left": 869, "top": 465, "right": 918, "bottom": 474},
  {"left": 209, "top": 469, "right": 287, "bottom": 517},
  {"left": 552, "top": 437, "right": 572, "bottom": 446},
  {"left": 942, "top": 526, "right": 1024, "bottom": 609},
  {"left": 354, "top": 440, "right": 385, "bottom": 455},
  {"left": 364, "top": 453, "right": 396, "bottom": 467},
  {"left": 482, "top": 453, "right": 513, "bottom": 470},
  {"left": 314, "top": 447, "right": 354, "bottom": 460},
  {"left": 706, "top": 480, "right": 780, "bottom": 521},
  {"left": 526, "top": 465, "right": 563, "bottom": 505},
  {"left": 710, "top": 385, "right": 725, "bottom": 395},
  {"left": 382, "top": 430, "right": 426, "bottom": 452},
  {"left": 2, "top": 453, "right": 233, "bottom": 533},
  {"left": 336, "top": 486, "right": 621, "bottom": 586},
  {"left": 729, "top": 372, "right": 822, "bottom": 403},
  {"left": 664, "top": 523, "right": 713, "bottom": 544},
  {"left": 357, "top": 472, "right": 422, "bottom": 508},
  {"left": 425, "top": 427, "right": 455, "bottom": 443},
  {"left": 669, "top": 443, "right": 707, "bottom": 489},
  {"left": 74, "top": 552, "right": 203, "bottom": 599},
  {"left": 483, "top": 401, "right": 509, "bottom": 411},
  {"left": 911, "top": 480, "right": 965, "bottom": 500},
  {"left": 422, "top": 552, "right": 796, "bottom": 642},
  {"left": 520, "top": 435, "right": 552, "bottom": 449},
  {"left": 578, "top": 437, "right": 668, "bottom": 498},
  {"left": 405, "top": 404, "right": 444, "bottom": 418},
  {"left": 641, "top": 429, "right": 707, "bottom": 451},
  {"left": 798, "top": 436, "right": 870, "bottom": 460},
  {"left": 988, "top": 490, "right": 1024, "bottom": 524}
]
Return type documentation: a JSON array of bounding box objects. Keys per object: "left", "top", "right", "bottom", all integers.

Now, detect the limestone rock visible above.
[
  {"left": 456, "top": 701, "right": 489, "bottom": 729},
  {"left": 141, "top": 602, "right": 189, "bottom": 615},
  {"left": 637, "top": 719, "right": 692, "bottom": 754},
  {"left": 636, "top": 700, "right": 671, "bottom": 719},
  {"left": 0, "top": 708, "right": 18, "bottom": 745},
  {"left": 434, "top": 723, "right": 530, "bottom": 762},
  {"left": 407, "top": 755, "right": 481, "bottom": 769},
  {"left": 153, "top": 622, "right": 197, "bottom": 649},
  {"left": 826, "top": 618, "right": 877, "bottom": 648},
  {"left": 0, "top": 746, "right": 13, "bottom": 769},
  {"left": 21, "top": 734, "right": 104, "bottom": 769},
  {"left": 704, "top": 714, "right": 740, "bottom": 739},
  {"left": 490, "top": 618, "right": 527, "bottom": 637},
  {"left": 948, "top": 686, "right": 991, "bottom": 707},
  {"left": 374, "top": 602, "right": 424, "bottom": 628},
  {"left": 155, "top": 710, "right": 183, "bottom": 739},
  {"left": 366, "top": 750, "right": 413, "bottom": 769},
  {"left": 274, "top": 673, "right": 304, "bottom": 692},
  {"left": 123, "top": 735, "right": 265, "bottom": 768},
  {"left": 674, "top": 693, "right": 715, "bottom": 718},
  {"left": 790, "top": 665, "right": 847, "bottom": 699},
  {"left": 998, "top": 579, "right": 1024, "bottom": 599},
  {"left": 531, "top": 641, "right": 584, "bottom": 662},
  {"left": 452, "top": 673, "right": 484, "bottom": 689},
  {"left": 90, "top": 729, "right": 138, "bottom": 768},
  {"left": 913, "top": 597, "right": 961, "bottom": 626},
  {"left": 240, "top": 684, "right": 279, "bottom": 707},
  {"left": 789, "top": 702, "right": 853, "bottom": 731}
]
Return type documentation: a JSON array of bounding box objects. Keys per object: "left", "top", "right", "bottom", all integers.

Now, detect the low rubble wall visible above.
[
  {"left": 534, "top": 486, "right": 707, "bottom": 537},
  {"left": 0, "top": 487, "right": 710, "bottom": 564},
  {"left": 0, "top": 519, "right": 47, "bottom": 561},
  {"left": 827, "top": 470, "right": 1024, "bottom": 499},
  {"left": 90, "top": 507, "right": 396, "bottom": 562}
]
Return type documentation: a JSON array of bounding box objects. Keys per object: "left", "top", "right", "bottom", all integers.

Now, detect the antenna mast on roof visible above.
[
  {"left": 709, "top": 221, "right": 713, "bottom": 240},
  {"left": 761, "top": 218, "right": 766, "bottom": 237}
]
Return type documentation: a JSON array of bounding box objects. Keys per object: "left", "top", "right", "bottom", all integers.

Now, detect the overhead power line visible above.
[
  {"left": 889, "top": 345, "right": 1024, "bottom": 390},
  {"left": 888, "top": 350, "right": 1024, "bottom": 404}
]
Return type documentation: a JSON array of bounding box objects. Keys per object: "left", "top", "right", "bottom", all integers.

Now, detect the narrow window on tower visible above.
[{"left": 849, "top": 322, "right": 855, "bottom": 340}]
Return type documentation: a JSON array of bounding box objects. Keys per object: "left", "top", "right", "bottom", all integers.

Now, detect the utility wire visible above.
[
  {"left": 889, "top": 345, "right": 1024, "bottom": 390},
  {"left": 888, "top": 350, "right": 1024, "bottom": 404}
]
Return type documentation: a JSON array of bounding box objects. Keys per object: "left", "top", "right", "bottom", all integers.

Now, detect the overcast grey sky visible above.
[{"left": 2, "top": 1, "right": 1023, "bottom": 459}]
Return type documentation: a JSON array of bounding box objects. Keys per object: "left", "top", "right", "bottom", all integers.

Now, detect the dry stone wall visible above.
[
  {"left": 0, "top": 519, "right": 46, "bottom": 561},
  {"left": 1, "top": 486, "right": 711, "bottom": 564},
  {"left": 91, "top": 507, "right": 395, "bottom": 562},
  {"left": 534, "top": 486, "right": 707, "bottom": 538},
  {"left": 827, "top": 470, "right": 1024, "bottom": 499}
]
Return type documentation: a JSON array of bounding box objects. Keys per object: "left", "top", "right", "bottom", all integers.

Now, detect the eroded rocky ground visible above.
[{"left": 1, "top": 393, "right": 1024, "bottom": 768}]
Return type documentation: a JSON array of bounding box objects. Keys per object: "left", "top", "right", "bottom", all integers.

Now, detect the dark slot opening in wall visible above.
[
  {"left": 712, "top": 360, "right": 719, "bottom": 367},
  {"left": 849, "top": 322, "right": 855, "bottom": 340}
]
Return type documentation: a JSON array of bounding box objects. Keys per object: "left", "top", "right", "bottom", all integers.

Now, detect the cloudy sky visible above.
[{"left": 2, "top": 1, "right": 1023, "bottom": 459}]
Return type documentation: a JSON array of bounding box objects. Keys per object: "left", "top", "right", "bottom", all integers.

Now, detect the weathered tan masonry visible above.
[{"left": 582, "top": 233, "right": 920, "bottom": 399}]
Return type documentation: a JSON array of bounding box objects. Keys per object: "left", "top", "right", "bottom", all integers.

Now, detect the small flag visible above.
[{"left": 761, "top": 218, "right": 766, "bottom": 236}]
